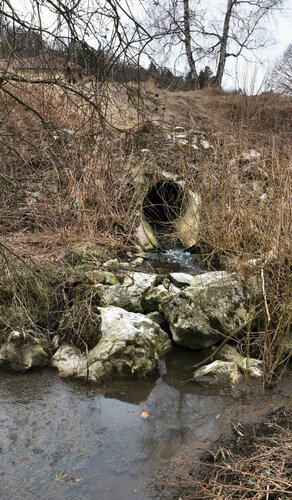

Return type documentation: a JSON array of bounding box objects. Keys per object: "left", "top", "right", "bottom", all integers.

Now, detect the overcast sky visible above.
[
  {"left": 226, "top": 0, "right": 292, "bottom": 91},
  {"left": 148, "top": 0, "right": 292, "bottom": 92}
]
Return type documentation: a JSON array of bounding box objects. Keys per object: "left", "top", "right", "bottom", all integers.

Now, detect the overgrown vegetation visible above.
[{"left": 0, "top": 81, "right": 291, "bottom": 383}]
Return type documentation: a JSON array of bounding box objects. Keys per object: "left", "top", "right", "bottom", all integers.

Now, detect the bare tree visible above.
[
  {"left": 270, "top": 43, "right": 292, "bottom": 94},
  {"left": 0, "top": 0, "right": 157, "bottom": 129},
  {"left": 215, "top": 0, "right": 235, "bottom": 87},
  {"left": 146, "top": 0, "right": 285, "bottom": 88},
  {"left": 183, "top": 0, "right": 199, "bottom": 86},
  {"left": 214, "top": 0, "right": 284, "bottom": 87}
]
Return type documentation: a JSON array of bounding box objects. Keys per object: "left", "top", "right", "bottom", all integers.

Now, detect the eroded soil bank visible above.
[
  {"left": 155, "top": 407, "right": 292, "bottom": 499},
  {"left": 1, "top": 347, "right": 291, "bottom": 500}
]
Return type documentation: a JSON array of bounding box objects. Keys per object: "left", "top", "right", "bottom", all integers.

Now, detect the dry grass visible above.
[{"left": 0, "top": 81, "right": 291, "bottom": 380}]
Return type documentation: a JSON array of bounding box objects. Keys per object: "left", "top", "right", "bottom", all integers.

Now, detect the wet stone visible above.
[
  {"left": 193, "top": 360, "right": 242, "bottom": 386},
  {"left": 169, "top": 272, "right": 194, "bottom": 288}
]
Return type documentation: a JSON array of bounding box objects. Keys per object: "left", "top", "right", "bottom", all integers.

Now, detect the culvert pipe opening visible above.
[{"left": 142, "top": 180, "right": 187, "bottom": 233}]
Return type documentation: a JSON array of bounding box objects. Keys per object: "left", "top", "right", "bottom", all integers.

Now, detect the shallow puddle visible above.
[{"left": 1, "top": 347, "right": 291, "bottom": 500}]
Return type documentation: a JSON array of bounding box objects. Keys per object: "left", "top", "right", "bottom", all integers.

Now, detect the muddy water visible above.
[{"left": 1, "top": 348, "right": 292, "bottom": 500}]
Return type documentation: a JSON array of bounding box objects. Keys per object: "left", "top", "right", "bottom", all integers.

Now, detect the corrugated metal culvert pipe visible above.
[{"left": 136, "top": 173, "right": 201, "bottom": 251}]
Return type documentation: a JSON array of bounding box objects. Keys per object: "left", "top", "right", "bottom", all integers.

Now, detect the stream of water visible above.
[
  {"left": 1, "top": 347, "right": 291, "bottom": 500},
  {"left": 141, "top": 248, "right": 207, "bottom": 274}
]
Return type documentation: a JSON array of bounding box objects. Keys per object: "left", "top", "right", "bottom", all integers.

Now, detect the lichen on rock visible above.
[
  {"left": 0, "top": 330, "right": 48, "bottom": 371},
  {"left": 216, "top": 344, "right": 263, "bottom": 378},
  {"left": 193, "top": 360, "right": 242, "bottom": 386},
  {"left": 160, "top": 271, "right": 252, "bottom": 349},
  {"left": 97, "top": 272, "right": 157, "bottom": 313}
]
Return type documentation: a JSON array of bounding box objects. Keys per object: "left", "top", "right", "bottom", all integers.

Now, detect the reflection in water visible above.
[{"left": 0, "top": 347, "right": 291, "bottom": 500}]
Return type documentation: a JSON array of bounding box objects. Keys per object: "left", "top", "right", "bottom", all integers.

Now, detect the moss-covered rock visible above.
[
  {"left": 86, "top": 270, "right": 121, "bottom": 286},
  {"left": 160, "top": 271, "right": 252, "bottom": 349},
  {"left": 0, "top": 263, "right": 66, "bottom": 333},
  {"left": 142, "top": 284, "right": 169, "bottom": 313},
  {"left": 103, "top": 259, "right": 119, "bottom": 271},
  {"left": 63, "top": 243, "right": 110, "bottom": 267},
  {"left": 0, "top": 330, "right": 48, "bottom": 371},
  {"left": 97, "top": 272, "right": 157, "bottom": 313}
]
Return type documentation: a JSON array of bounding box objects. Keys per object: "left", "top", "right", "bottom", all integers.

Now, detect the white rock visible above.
[
  {"left": 200, "top": 139, "right": 211, "bottom": 149},
  {"left": 242, "top": 149, "right": 261, "bottom": 161},
  {"left": 160, "top": 271, "right": 250, "bottom": 350},
  {"left": 52, "top": 345, "right": 86, "bottom": 378},
  {"left": 216, "top": 345, "right": 263, "bottom": 378},
  {"left": 123, "top": 272, "right": 157, "bottom": 288},
  {"left": 168, "top": 283, "right": 181, "bottom": 294},
  {"left": 193, "top": 360, "right": 242, "bottom": 386},
  {"left": 97, "top": 272, "right": 157, "bottom": 312},
  {"left": 189, "top": 271, "right": 230, "bottom": 287}
]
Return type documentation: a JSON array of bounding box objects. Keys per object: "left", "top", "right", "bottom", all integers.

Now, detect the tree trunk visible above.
[
  {"left": 183, "top": 0, "right": 199, "bottom": 88},
  {"left": 215, "top": 0, "right": 235, "bottom": 88}
]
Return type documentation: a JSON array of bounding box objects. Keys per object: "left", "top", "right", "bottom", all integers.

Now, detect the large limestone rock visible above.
[
  {"left": 96, "top": 272, "right": 157, "bottom": 313},
  {"left": 193, "top": 360, "right": 242, "bottom": 386},
  {"left": 0, "top": 330, "right": 48, "bottom": 371},
  {"left": 160, "top": 271, "right": 251, "bottom": 349},
  {"left": 80, "top": 306, "right": 171, "bottom": 383}
]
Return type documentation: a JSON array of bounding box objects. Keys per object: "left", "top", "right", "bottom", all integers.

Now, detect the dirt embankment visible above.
[{"left": 155, "top": 406, "right": 292, "bottom": 499}]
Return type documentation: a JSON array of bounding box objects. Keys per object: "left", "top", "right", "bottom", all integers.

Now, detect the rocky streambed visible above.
[{"left": 0, "top": 261, "right": 270, "bottom": 385}]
